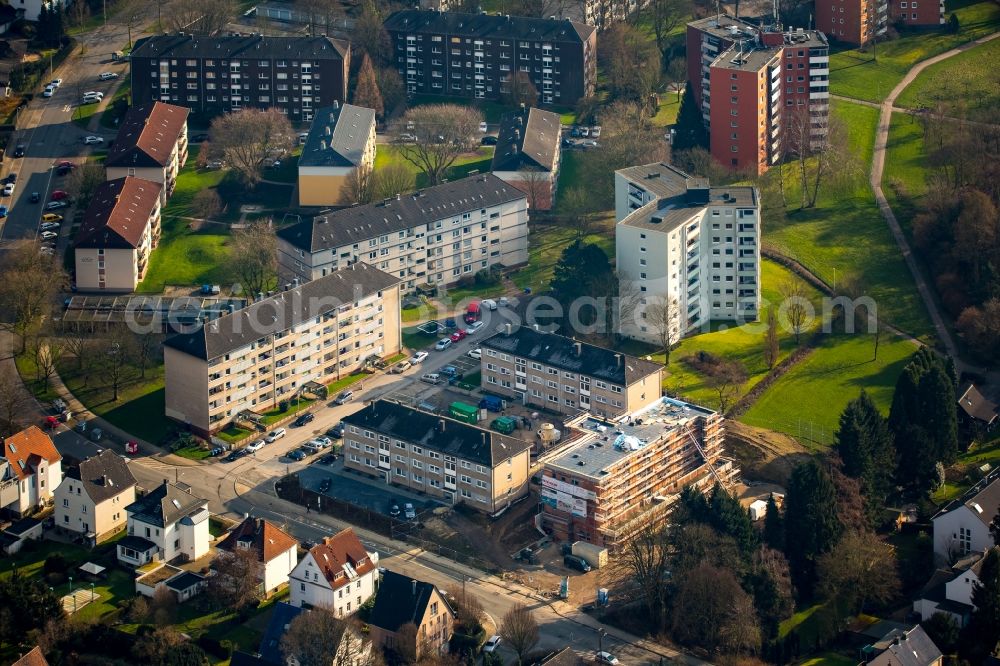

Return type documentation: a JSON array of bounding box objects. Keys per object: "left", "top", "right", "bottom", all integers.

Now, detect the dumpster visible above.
[
  {"left": 491, "top": 416, "right": 518, "bottom": 434},
  {"left": 448, "top": 401, "right": 479, "bottom": 424}
]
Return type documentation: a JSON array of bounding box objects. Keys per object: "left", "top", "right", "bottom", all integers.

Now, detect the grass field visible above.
[
  {"left": 509, "top": 219, "right": 615, "bottom": 293},
  {"left": 894, "top": 35, "right": 1000, "bottom": 119},
  {"left": 136, "top": 216, "right": 233, "bottom": 293},
  {"left": 741, "top": 332, "right": 917, "bottom": 446},
  {"left": 882, "top": 113, "right": 928, "bottom": 230},
  {"left": 828, "top": 0, "right": 1000, "bottom": 102},
  {"left": 374, "top": 145, "right": 495, "bottom": 189}
]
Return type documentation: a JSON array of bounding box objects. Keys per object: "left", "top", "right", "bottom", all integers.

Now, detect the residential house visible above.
[
  {"left": 932, "top": 472, "right": 1000, "bottom": 564},
  {"left": 288, "top": 528, "right": 379, "bottom": 614},
  {"left": 383, "top": 10, "right": 596, "bottom": 106},
  {"left": 490, "top": 106, "right": 562, "bottom": 210},
  {"left": 230, "top": 601, "right": 371, "bottom": 666},
  {"left": 958, "top": 383, "right": 998, "bottom": 430},
  {"left": 11, "top": 646, "right": 49, "bottom": 666},
  {"left": 276, "top": 174, "right": 529, "bottom": 292},
  {"left": 368, "top": 570, "right": 455, "bottom": 661},
  {"left": 117, "top": 481, "right": 210, "bottom": 566},
  {"left": 540, "top": 396, "right": 736, "bottom": 550},
  {"left": 163, "top": 263, "right": 401, "bottom": 436},
  {"left": 54, "top": 449, "right": 137, "bottom": 544},
  {"left": 0, "top": 426, "right": 62, "bottom": 517},
  {"left": 341, "top": 400, "right": 532, "bottom": 515},
  {"left": 915, "top": 550, "right": 991, "bottom": 626},
  {"left": 298, "top": 102, "right": 377, "bottom": 207},
  {"left": 217, "top": 516, "right": 299, "bottom": 595},
  {"left": 73, "top": 177, "right": 164, "bottom": 292},
  {"left": 0, "top": 5, "right": 18, "bottom": 34},
  {"left": 614, "top": 162, "right": 761, "bottom": 339},
  {"left": 861, "top": 625, "right": 943, "bottom": 666},
  {"left": 0, "top": 517, "right": 43, "bottom": 555},
  {"left": 479, "top": 326, "right": 664, "bottom": 419},
  {"left": 685, "top": 17, "right": 830, "bottom": 173},
  {"left": 135, "top": 563, "right": 207, "bottom": 601},
  {"left": 129, "top": 34, "right": 350, "bottom": 120},
  {"left": 105, "top": 102, "right": 189, "bottom": 204}
]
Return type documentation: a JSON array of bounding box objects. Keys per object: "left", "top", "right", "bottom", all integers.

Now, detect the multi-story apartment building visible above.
[
  {"left": 686, "top": 18, "right": 829, "bottom": 173},
  {"left": 276, "top": 174, "right": 529, "bottom": 293},
  {"left": 540, "top": 396, "right": 738, "bottom": 550},
  {"left": 369, "top": 571, "right": 455, "bottom": 661},
  {"left": 163, "top": 263, "right": 401, "bottom": 436},
  {"left": 614, "top": 162, "right": 760, "bottom": 339},
  {"left": 0, "top": 426, "right": 62, "bottom": 517},
  {"left": 129, "top": 34, "right": 349, "bottom": 122},
  {"left": 383, "top": 10, "right": 596, "bottom": 106},
  {"left": 425, "top": 0, "right": 650, "bottom": 29},
  {"left": 887, "top": 0, "right": 945, "bottom": 27},
  {"left": 298, "top": 102, "right": 377, "bottom": 207},
  {"left": 289, "top": 528, "right": 378, "bottom": 613},
  {"left": 73, "top": 177, "right": 164, "bottom": 292},
  {"left": 490, "top": 106, "right": 562, "bottom": 210},
  {"left": 341, "top": 400, "right": 532, "bottom": 515},
  {"left": 117, "top": 481, "right": 210, "bottom": 566},
  {"left": 479, "top": 327, "right": 664, "bottom": 420},
  {"left": 54, "top": 450, "right": 137, "bottom": 545},
  {"left": 816, "top": 0, "right": 889, "bottom": 44},
  {"left": 105, "top": 101, "right": 189, "bottom": 204}
]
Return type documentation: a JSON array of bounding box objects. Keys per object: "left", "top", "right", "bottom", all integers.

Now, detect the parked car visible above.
[
  {"left": 39, "top": 222, "right": 60, "bottom": 231},
  {"left": 404, "top": 503, "right": 416, "bottom": 520},
  {"left": 319, "top": 478, "right": 332, "bottom": 493},
  {"left": 591, "top": 126, "right": 602, "bottom": 138},
  {"left": 41, "top": 213, "right": 63, "bottom": 223},
  {"left": 483, "top": 636, "right": 502, "bottom": 653},
  {"left": 450, "top": 329, "right": 467, "bottom": 343},
  {"left": 465, "top": 321, "right": 484, "bottom": 335},
  {"left": 389, "top": 503, "right": 401, "bottom": 518},
  {"left": 265, "top": 428, "right": 286, "bottom": 443},
  {"left": 287, "top": 449, "right": 306, "bottom": 461},
  {"left": 90, "top": 427, "right": 103, "bottom": 442},
  {"left": 596, "top": 652, "right": 620, "bottom": 665},
  {"left": 564, "top": 554, "right": 592, "bottom": 572},
  {"left": 467, "top": 348, "right": 482, "bottom": 360},
  {"left": 98, "top": 72, "right": 118, "bottom": 80},
  {"left": 435, "top": 338, "right": 452, "bottom": 351},
  {"left": 224, "top": 450, "right": 244, "bottom": 462},
  {"left": 5, "top": 173, "right": 17, "bottom": 184},
  {"left": 56, "top": 161, "right": 75, "bottom": 170},
  {"left": 42, "top": 88, "right": 54, "bottom": 98},
  {"left": 327, "top": 422, "right": 345, "bottom": 439},
  {"left": 74, "top": 420, "right": 87, "bottom": 433},
  {"left": 439, "top": 366, "right": 460, "bottom": 378},
  {"left": 481, "top": 135, "right": 498, "bottom": 146},
  {"left": 245, "top": 440, "right": 265, "bottom": 453},
  {"left": 13, "top": 144, "right": 25, "bottom": 157},
  {"left": 579, "top": 126, "right": 590, "bottom": 137},
  {"left": 50, "top": 190, "right": 70, "bottom": 201},
  {"left": 3, "top": 183, "right": 14, "bottom": 196},
  {"left": 319, "top": 454, "right": 338, "bottom": 465},
  {"left": 29, "top": 192, "right": 40, "bottom": 203},
  {"left": 293, "top": 413, "right": 315, "bottom": 427},
  {"left": 305, "top": 439, "right": 328, "bottom": 451},
  {"left": 83, "top": 136, "right": 104, "bottom": 145},
  {"left": 0, "top": 205, "right": 8, "bottom": 218},
  {"left": 478, "top": 121, "right": 488, "bottom": 132},
  {"left": 316, "top": 436, "right": 333, "bottom": 447},
  {"left": 410, "top": 351, "right": 429, "bottom": 364},
  {"left": 50, "top": 78, "right": 62, "bottom": 88},
  {"left": 209, "top": 447, "right": 224, "bottom": 456},
  {"left": 420, "top": 373, "right": 443, "bottom": 385},
  {"left": 398, "top": 133, "right": 417, "bottom": 142},
  {"left": 333, "top": 391, "right": 354, "bottom": 405},
  {"left": 391, "top": 360, "right": 412, "bottom": 374},
  {"left": 39, "top": 231, "right": 58, "bottom": 240},
  {"left": 45, "top": 201, "right": 68, "bottom": 210}
]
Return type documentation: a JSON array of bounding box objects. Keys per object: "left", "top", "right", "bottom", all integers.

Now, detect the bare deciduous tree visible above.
[
  {"left": 299, "top": 0, "right": 343, "bottom": 37},
  {"left": 101, "top": 331, "right": 135, "bottom": 402},
  {"left": 372, "top": 163, "right": 414, "bottom": 200},
  {"left": 706, "top": 358, "right": 747, "bottom": 413},
  {"left": 31, "top": 335, "right": 63, "bottom": 389},
  {"left": 346, "top": 164, "right": 377, "bottom": 205},
  {"left": 817, "top": 530, "right": 900, "bottom": 615},
  {"left": 501, "top": 71, "right": 539, "bottom": 109},
  {"left": 518, "top": 167, "right": 552, "bottom": 211},
  {"left": 645, "top": 295, "right": 680, "bottom": 364},
  {"left": 166, "top": 0, "right": 237, "bottom": 35},
  {"left": 65, "top": 164, "right": 106, "bottom": 211},
  {"left": 764, "top": 307, "right": 779, "bottom": 369},
  {"left": 209, "top": 108, "right": 295, "bottom": 187},
  {"left": 191, "top": 189, "right": 223, "bottom": 220},
  {"left": 445, "top": 585, "right": 485, "bottom": 631},
  {"left": 499, "top": 604, "right": 539, "bottom": 666},
  {"left": 0, "top": 368, "right": 28, "bottom": 436},
  {"left": 779, "top": 278, "right": 810, "bottom": 345},
  {"left": 609, "top": 524, "right": 671, "bottom": 630},
  {"left": 208, "top": 547, "right": 262, "bottom": 611},
  {"left": 650, "top": 0, "right": 692, "bottom": 55},
  {"left": 396, "top": 105, "right": 483, "bottom": 186},
  {"left": 282, "top": 606, "right": 350, "bottom": 666},
  {"left": 0, "top": 241, "right": 67, "bottom": 353},
  {"left": 228, "top": 221, "right": 277, "bottom": 302}
]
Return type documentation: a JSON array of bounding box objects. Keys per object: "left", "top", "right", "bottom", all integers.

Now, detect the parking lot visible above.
[{"left": 298, "top": 461, "right": 439, "bottom": 519}]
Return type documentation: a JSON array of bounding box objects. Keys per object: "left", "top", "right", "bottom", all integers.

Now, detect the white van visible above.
[{"left": 481, "top": 299, "right": 498, "bottom": 310}]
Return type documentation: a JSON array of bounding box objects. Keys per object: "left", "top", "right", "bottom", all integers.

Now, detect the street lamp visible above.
[
  {"left": 90, "top": 583, "right": 95, "bottom": 602},
  {"left": 68, "top": 576, "right": 73, "bottom": 594},
  {"left": 598, "top": 628, "right": 606, "bottom": 656}
]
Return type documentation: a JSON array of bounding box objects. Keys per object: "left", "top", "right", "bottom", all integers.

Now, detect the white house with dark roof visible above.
[
  {"left": 862, "top": 625, "right": 943, "bottom": 666},
  {"left": 490, "top": 106, "right": 562, "bottom": 211},
  {"left": 932, "top": 472, "right": 1000, "bottom": 564},
  {"left": 117, "top": 480, "right": 210, "bottom": 566},
  {"left": 0, "top": 426, "right": 62, "bottom": 517},
  {"left": 914, "top": 550, "right": 990, "bottom": 626},
  {"left": 276, "top": 173, "right": 529, "bottom": 292},
  {"left": 54, "top": 449, "right": 137, "bottom": 544},
  {"left": 298, "top": 103, "right": 377, "bottom": 207}
]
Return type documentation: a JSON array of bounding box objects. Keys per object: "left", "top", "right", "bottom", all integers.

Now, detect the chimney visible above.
[
  {"left": 505, "top": 323, "right": 512, "bottom": 336},
  {"left": 438, "top": 419, "right": 446, "bottom": 432},
  {"left": 333, "top": 100, "right": 340, "bottom": 110},
  {"left": 412, "top": 580, "right": 417, "bottom": 595},
  {"left": 614, "top": 353, "right": 622, "bottom": 368},
  {"left": 574, "top": 341, "right": 582, "bottom": 357},
  {"left": 102, "top": 474, "right": 108, "bottom": 486}
]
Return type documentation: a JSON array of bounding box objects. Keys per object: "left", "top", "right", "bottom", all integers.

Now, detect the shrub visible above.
[
  {"left": 43, "top": 553, "right": 68, "bottom": 576},
  {"left": 457, "top": 275, "right": 475, "bottom": 289}
]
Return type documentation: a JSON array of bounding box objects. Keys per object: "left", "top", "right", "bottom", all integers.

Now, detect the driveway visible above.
[{"left": 298, "top": 461, "right": 438, "bottom": 518}]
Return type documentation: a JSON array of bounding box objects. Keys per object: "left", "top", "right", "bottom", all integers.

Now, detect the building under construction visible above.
[{"left": 539, "top": 397, "right": 738, "bottom": 551}]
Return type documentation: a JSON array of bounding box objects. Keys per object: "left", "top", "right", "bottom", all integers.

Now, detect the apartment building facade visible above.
[
  {"left": 74, "top": 177, "right": 164, "bottom": 292},
  {"left": 686, "top": 18, "right": 829, "bottom": 173},
  {"left": 341, "top": 400, "right": 532, "bottom": 515},
  {"left": 541, "top": 397, "right": 737, "bottom": 550},
  {"left": 479, "top": 327, "right": 664, "bottom": 420},
  {"left": 129, "top": 34, "right": 349, "bottom": 121},
  {"left": 54, "top": 450, "right": 137, "bottom": 544},
  {"left": 105, "top": 101, "right": 189, "bottom": 204},
  {"left": 163, "top": 263, "right": 401, "bottom": 436},
  {"left": 887, "top": 0, "right": 945, "bottom": 26},
  {"left": 490, "top": 106, "right": 562, "bottom": 210},
  {"left": 298, "top": 102, "right": 377, "bottom": 207},
  {"left": 383, "top": 10, "right": 596, "bottom": 106},
  {"left": 277, "top": 174, "right": 529, "bottom": 293},
  {"left": 615, "top": 162, "right": 760, "bottom": 339},
  {"left": 816, "top": 0, "right": 889, "bottom": 44}
]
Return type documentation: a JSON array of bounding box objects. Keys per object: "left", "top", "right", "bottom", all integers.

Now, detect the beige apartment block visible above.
[
  {"left": 541, "top": 397, "right": 738, "bottom": 551},
  {"left": 74, "top": 177, "right": 164, "bottom": 292},
  {"left": 277, "top": 174, "right": 529, "bottom": 293},
  {"left": 105, "top": 101, "right": 189, "bottom": 204},
  {"left": 54, "top": 450, "right": 137, "bottom": 544},
  {"left": 164, "top": 263, "right": 401, "bottom": 436},
  {"left": 298, "top": 103, "right": 377, "bottom": 207},
  {"left": 479, "top": 327, "right": 663, "bottom": 420},
  {"left": 341, "top": 400, "right": 531, "bottom": 516}
]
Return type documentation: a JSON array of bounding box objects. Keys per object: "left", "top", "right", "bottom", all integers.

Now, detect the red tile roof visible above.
[
  {"left": 217, "top": 517, "right": 298, "bottom": 563},
  {"left": 106, "top": 101, "right": 189, "bottom": 169},
  {"left": 74, "top": 177, "right": 163, "bottom": 250},
  {"left": 2, "top": 426, "right": 60, "bottom": 481},
  {"left": 12, "top": 647, "right": 49, "bottom": 666},
  {"left": 309, "top": 528, "right": 374, "bottom": 590}
]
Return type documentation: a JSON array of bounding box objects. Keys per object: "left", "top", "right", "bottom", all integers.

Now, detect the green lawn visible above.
[
  {"left": 509, "top": 220, "right": 615, "bottom": 293},
  {"left": 326, "top": 372, "right": 368, "bottom": 394},
  {"left": 373, "top": 145, "right": 495, "bottom": 189},
  {"left": 741, "top": 333, "right": 917, "bottom": 446},
  {"left": 553, "top": 151, "right": 586, "bottom": 213},
  {"left": 136, "top": 217, "right": 233, "bottom": 293},
  {"left": 72, "top": 99, "right": 102, "bottom": 128},
  {"left": 763, "top": 100, "right": 933, "bottom": 340},
  {"left": 798, "top": 653, "right": 858, "bottom": 666},
  {"left": 828, "top": 0, "right": 1000, "bottom": 102},
  {"left": 882, "top": 112, "right": 928, "bottom": 231},
  {"left": 894, "top": 35, "right": 1000, "bottom": 120},
  {"left": 75, "top": 569, "right": 134, "bottom": 622},
  {"left": 402, "top": 326, "right": 440, "bottom": 352},
  {"left": 407, "top": 93, "right": 574, "bottom": 124},
  {"left": 651, "top": 92, "right": 682, "bottom": 127}
]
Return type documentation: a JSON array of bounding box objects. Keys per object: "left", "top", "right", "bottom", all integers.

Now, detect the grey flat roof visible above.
[
  {"left": 548, "top": 397, "right": 716, "bottom": 479},
  {"left": 384, "top": 9, "right": 595, "bottom": 44},
  {"left": 712, "top": 43, "right": 782, "bottom": 71},
  {"left": 299, "top": 104, "right": 376, "bottom": 168},
  {"left": 621, "top": 186, "right": 758, "bottom": 233},
  {"left": 617, "top": 162, "right": 691, "bottom": 199},
  {"left": 687, "top": 15, "right": 760, "bottom": 40}
]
